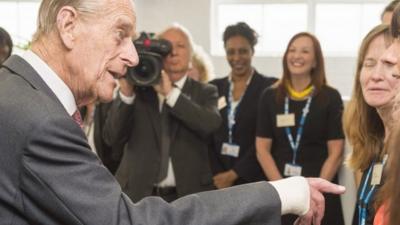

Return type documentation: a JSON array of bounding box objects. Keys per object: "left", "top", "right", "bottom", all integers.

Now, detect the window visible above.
[
  {"left": 0, "top": 0, "right": 41, "bottom": 52},
  {"left": 211, "top": 0, "right": 386, "bottom": 56}
]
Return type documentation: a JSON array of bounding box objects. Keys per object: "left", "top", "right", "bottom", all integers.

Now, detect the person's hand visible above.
[
  {"left": 153, "top": 71, "right": 173, "bottom": 97},
  {"left": 118, "top": 77, "right": 135, "bottom": 97},
  {"left": 294, "top": 178, "right": 345, "bottom": 225},
  {"left": 213, "top": 170, "right": 238, "bottom": 189}
]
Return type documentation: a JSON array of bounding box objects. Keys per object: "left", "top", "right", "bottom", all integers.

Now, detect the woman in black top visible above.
[
  {"left": 256, "top": 32, "right": 344, "bottom": 225},
  {"left": 208, "top": 22, "right": 276, "bottom": 189}
]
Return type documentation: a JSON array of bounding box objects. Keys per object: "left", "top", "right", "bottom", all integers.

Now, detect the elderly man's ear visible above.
[{"left": 56, "top": 6, "right": 79, "bottom": 50}]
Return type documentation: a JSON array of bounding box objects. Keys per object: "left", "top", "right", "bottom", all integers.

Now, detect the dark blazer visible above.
[
  {"left": 0, "top": 55, "right": 282, "bottom": 225},
  {"left": 104, "top": 77, "right": 222, "bottom": 202},
  {"left": 209, "top": 71, "right": 277, "bottom": 184},
  {"left": 80, "top": 102, "right": 121, "bottom": 174},
  {"left": 94, "top": 102, "right": 123, "bottom": 174}
]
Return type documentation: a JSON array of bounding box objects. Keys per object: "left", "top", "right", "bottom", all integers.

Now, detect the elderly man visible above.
[
  {"left": 0, "top": 0, "right": 344, "bottom": 225},
  {"left": 103, "top": 24, "right": 220, "bottom": 202}
]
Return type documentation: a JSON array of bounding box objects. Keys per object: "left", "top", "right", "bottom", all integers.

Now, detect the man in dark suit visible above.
[
  {"left": 0, "top": 0, "right": 345, "bottom": 224},
  {"left": 104, "top": 24, "right": 221, "bottom": 202}
]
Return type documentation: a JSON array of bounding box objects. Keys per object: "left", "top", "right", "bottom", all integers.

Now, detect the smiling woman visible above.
[
  {"left": 256, "top": 32, "right": 345, "bottom": 225},
  {"left": 208, "top": 22, "right": 277, "bottom": 189}
]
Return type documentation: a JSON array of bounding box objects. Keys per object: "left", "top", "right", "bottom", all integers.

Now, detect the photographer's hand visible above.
[
  {"left": 153, "top": 71, "right": 173, "bottom": 97},
  {"left": 119, "top": 78, "right": 135, "bottom": 97}
]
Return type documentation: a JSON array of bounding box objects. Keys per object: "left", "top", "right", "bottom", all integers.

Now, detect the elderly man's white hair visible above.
[
  {"left": 157, "top": 23, "right": 196, "bottom": 55},
  {"left": 32, "top": 0, "right": 106, "bottom": 42}
]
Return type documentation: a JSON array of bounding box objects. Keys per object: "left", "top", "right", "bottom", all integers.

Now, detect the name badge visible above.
[
  {"left": 221, "top": 143, "right": 240, "bottom": 158},
  {"left": 218, "top": 96, "right": 227, "bottom": 110},
  {"left": 371, "top": 163, "right": 384, "bottom": 185},
  {"left": 284, "top": 163, "right": 302, "bottom": 177},
  {"left": 277, "top": 114, "right": 295, "bottom": 127}
]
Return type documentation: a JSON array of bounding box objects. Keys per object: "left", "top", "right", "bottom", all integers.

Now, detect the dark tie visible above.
[
  {"left": 158, "top": 102, "right": 170, "bottom": 182},
  {"left": 72, "top": 110, "right": 84, "bottom": 129}
]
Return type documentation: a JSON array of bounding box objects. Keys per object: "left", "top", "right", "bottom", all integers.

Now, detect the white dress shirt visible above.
[{"left": 21, "top": 50, "right": 77, "bottom": 116}]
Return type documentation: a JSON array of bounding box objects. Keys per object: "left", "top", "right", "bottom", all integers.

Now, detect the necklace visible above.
[{"left": 286, "top": 82, "right": 313, "bottom": 100}]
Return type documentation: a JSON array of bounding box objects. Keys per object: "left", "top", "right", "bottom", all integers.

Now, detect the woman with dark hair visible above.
[
  {"left": 208, "top": 22, "right": 277, "bottom": 189},
  {"left": 256, "top": 32, "right": 344, "bottom": 225},
  {"left": 0, "top": 27, "right": 13, "bottom": 64}
]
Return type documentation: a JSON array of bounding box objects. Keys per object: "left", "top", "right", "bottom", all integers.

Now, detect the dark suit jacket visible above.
[
  {"left": 80, "top": 102, "right": 121, "bottom": 174},
  {"left": 0, "top": 55, "right": 282, "bottom": 225},
  {"left": 104, "top": 77, "right": 222, "bottom": 202},
  {"left": 209, "top": 71, "right": 277, "bottom": 184}
]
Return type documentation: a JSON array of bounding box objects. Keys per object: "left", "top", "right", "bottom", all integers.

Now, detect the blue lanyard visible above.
[
  {"left": 284, "top": 94, "right": 313, "bottom": 165},
  {"left": 227, "top": 80, "right": 247, "bottom": 144},
  {"left": 358, "top": 156, "right": 388, "bottom": 225},
  {"left": 358, "top": 163, "right": 376, "bottom": 225}
]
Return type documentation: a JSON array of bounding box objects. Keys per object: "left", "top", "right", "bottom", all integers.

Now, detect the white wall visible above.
[
  {"left": 135, "top": 1, "right": 357, "bottom": 224},
  {"left": 135, "top": 0, "right": 358, "bottom": 97}
]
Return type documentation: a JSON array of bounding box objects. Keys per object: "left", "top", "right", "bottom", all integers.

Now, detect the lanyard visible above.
[
  {"left": 358, "top": 155, "right": 388, "bottom": 225},
  {"left": 227, "top": 80, "right": 247, "bottom": 144},
  {"left": 358, "top": 164, "right": 375, "bottom": 225},
  {"left": 284, "top": 93, "right": 313, "bottom": 165}
]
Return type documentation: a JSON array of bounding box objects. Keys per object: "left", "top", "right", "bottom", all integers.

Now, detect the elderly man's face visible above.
[
  {"left": 161, "top": 29, "right": 192, "bottom": 82},
  {"left": 69, "top": 0, "right": 138, "bottom": 104}
]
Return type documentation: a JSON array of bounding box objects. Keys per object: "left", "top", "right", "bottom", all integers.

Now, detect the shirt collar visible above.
[
  {"left": 22, "top": 50, "right": 77, "bottom": 116},
  {"left": 174, "top": 74, "right": 188, "bottom": 89}
]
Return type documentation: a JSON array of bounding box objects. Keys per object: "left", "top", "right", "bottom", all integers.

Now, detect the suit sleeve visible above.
[
  {"left": 103, "top": 94, "right": 134, "bottom": 148},
  {"left": 21, "top": 115, "right": 282, "bottom": 225},
  {"left": 168, "top": 84, "right": 222, "bottom": 138}
]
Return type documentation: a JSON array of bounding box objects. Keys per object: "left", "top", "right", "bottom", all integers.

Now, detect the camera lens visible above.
[{"left": 127, "top": 52, "right": 162, "bottom": 86}]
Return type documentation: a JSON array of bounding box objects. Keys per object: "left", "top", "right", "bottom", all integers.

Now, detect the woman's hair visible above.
[
  {"left": 275, "top": 32, "right": 326, "bottom": 103},
  {"left": 382, "top": 0, "right": 400, "bottom": 20},
  {"left": 343, "top": 24, "right": 392, "bottom": 171},
  {"left": 191, "top": 45, "right": 214, "bottom": 83},
  {"left": 223, "top": 22, "right": 258, "bottom": 52}
]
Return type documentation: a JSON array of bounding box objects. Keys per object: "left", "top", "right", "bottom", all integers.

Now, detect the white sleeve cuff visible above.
[
  {"left": 165, "top": 87, "right": 181, "bottom": 107},
  {"left": 269, "top": 176, "right": 310, "bottom": 216},
  {"left": 119, "top": 91, "right": 135, "bottom": 105}
]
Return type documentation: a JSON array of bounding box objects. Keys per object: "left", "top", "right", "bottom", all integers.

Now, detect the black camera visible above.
[{"left": 127, "top": 32, "right": 172, "bottom": 86}]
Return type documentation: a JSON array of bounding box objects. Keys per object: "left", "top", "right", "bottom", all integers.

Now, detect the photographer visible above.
[{"left": 104, "top": 24, "right": 221, "bottom": 202}]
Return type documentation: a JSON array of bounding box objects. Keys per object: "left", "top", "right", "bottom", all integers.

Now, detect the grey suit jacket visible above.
[
  {"left": 0, "top": 55, "right": 281, "bottom": 225},
  {"left": 104, "top": 78, "right": 221, "bottom": 201}
]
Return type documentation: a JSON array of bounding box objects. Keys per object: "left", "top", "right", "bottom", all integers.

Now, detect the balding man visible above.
[{"left": 0, "top": 0, "right": 344, "bottom": 225}]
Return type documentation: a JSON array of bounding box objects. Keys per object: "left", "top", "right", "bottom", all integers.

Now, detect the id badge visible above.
[
  {"left": 277, "top": 114, "right": 295, "bottom": 127},
  {"left": 221, "top": 143, "right": 240, "bottom": 158},
  {"left": 218, "top": 97, "right": 227, "bottom": 110},
  {"left": 284, "top": 163, "right": 302, "bottom": 177},
  {"left": 371, "top": 163, "right": 383, "bottom": 185}
]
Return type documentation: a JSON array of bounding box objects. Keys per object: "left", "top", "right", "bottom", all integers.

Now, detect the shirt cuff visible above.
[
  {"left": 119, "top": 91, "right": 135, "bottom": 105},
  {"left": 165, "top": 87, "right": 181, "bottom": 107},
  {"left": 269, "top": 176, "right": 310, "bottom": 216}
]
